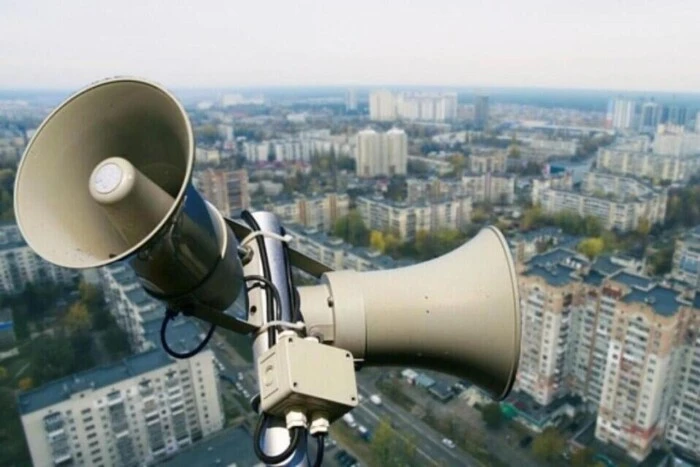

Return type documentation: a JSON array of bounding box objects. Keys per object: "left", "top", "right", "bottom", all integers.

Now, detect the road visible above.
[{"left": 208, "top": 333, "right": 483, "bottom": 466}]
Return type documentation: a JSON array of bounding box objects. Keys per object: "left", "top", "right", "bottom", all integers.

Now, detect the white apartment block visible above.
[
  {"left": 100, "top": 264, "right": 164, "bottom": 352},
  {"left": 654, "top": 128, "right": 700, "bottom": 157},
  {"left": 18, "top": 322, "right": 224, "bottom": 467},
  {"left": 285, "top": 224, "right": 401, "bottom": 272},
  {"left": 596, "top": 148, "right": 700, "bottom": 183},
  {"left": 0, "top": 223, "right": 78, "bottom": 294},
  {"left": 369, "top": 91, "right": 457, "bottom": 122},
  {"left": 469, "top": 150, "right": 507, "bottom": 174},
  {"left": 516, "top": 248, "right": 697, "bottom": 462},
  {"left": 533, "top": 172, "right": 667, "bottom": 232},
  {"left": 461, "top": 173, "right": 516, "bottom": 205},
  {"left": 355, "top": 195, "right": 471, "bottom": 241},
  {"left": 665, "top": 307, "right": 700, "bottom": 461},
  {"left": 520, "top": 138, "right": 579, "bottom": 162},
  {"left": 672, "top": 225, "right": 700, "bottom": 289},
  {"left": 607, "top": 99, "right": 636, "bottom": 130},
  {"left": 266, "top": 193, "right": 350, "bottom": 233},
  {"left": 355, "top": 128, "right": 407, "bottom": 178},
  {"left": 369, "top": 90, "right": 397, "bottom": 121},
  {"left": 193, "top": 168, "right": 250, "bottom": 216}
]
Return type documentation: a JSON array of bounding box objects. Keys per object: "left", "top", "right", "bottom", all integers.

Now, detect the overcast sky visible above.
[{"left": 1, "top": 0, "right": 699, "bottom": 92}]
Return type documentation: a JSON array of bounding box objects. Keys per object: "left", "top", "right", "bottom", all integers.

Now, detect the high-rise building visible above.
[
  {"left": 469, "top": 150, "right": 507, "bottom": 174},
  {"left": 607, "top": 99, "right": 636, "bottom": 130},
  {"left": 194, "top": 169, "right": 250, "bottom": 216},
  {"left": 345, "top": 89, "right": 357, "bottom": 112},
  {"left": 385, "top": 128, "right": 408, "bottom": 176},
  {"left": 0, "top": 223, "right": 78, "bottom": 295},
  {"left": 515, "top": 248, "right": 698, "bottom": 462},
  {"left": 369, "top": 90, "right": 397, "bottom": 121},
  {"left": 18, "top": 320, "right": 224, "bottom": 467},
  {"left": 665, "top": 307, "right": 700, "bottom": 462},
  {"left": 663, "top": 105, "right": 688, "bottom": 127},
  {"left": 639, "top": 101, "right": 662, "bottom": 133},
  {"left": 355, "top": 128, "right": 407, "bottom": 178},
  {"left": 474, "top": 95, "right": 489, "bottom": 130}
]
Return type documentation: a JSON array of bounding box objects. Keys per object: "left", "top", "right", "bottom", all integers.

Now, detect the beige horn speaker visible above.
[
  {"left": 14, "top": 77, "right": 250, "bottom": 330},
  {"left": 298, "top": 226, "right": 521, "bottom": 400}
]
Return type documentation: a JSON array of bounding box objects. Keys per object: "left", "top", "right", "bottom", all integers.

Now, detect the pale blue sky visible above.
[{"left": 1, "top": 0, "right": 698, "bottom": 91}]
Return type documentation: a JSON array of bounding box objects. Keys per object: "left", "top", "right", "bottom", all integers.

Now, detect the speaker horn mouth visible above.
[{"left": 14, "top": 77, "right": 195, "bottom": 269}]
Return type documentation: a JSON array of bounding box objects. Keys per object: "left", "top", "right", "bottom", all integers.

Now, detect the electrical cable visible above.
[
  {"left": 241, "top": 211, "right": 277, "bottom": 347},
  {"left": 310, "top": 434, "right": 325, "bottom": 467},
  {"left": 160, "top": 308, "right": 216, "bottom": 359},
  {"left": 253, "top": 413, "right": 303, "bottom": 464}
]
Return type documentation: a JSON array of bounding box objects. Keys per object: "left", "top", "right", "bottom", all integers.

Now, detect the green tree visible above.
[
  {"left": 570, "top": 447, "right": 596, "bottom": 467},
  {"left": 104, "top": 327, "right": 130, "bottom": 356},
  {"left": 65, "top": 301, "right": 91, "bottom": 333},
  {"left": 0, "top": 365, "right": 8, "bottom": 380},
  {"left": 481, "top": 403, "right": 504, "bottom": 429},
  {"left": 532, "top": 427, "right": 566, "bottom": 463},
  {"left": 649, "top": 245, "right": 674, "bottom": 276},
  {"left": 18, "top": 377, "right": 33, "bottom": 391},
  {"left": 371, "top": 419, "right": 394, "bottom": 465},
  {"left": 370, "top": 230, "right": 386, "bottom": 252},
  {"left": 522, "top": 204, "right": 546, "bottom": 231},
  {"left": 333, "top": 210, "right": 369, "bottom": 246},
  {"left": 30, "top": 334, "right": 75, "bottom": 384},
  {"left": 78, "top": 280, "right": 102, "bottom": 311},
  {"left": 577, "top": 237, "right": 605, "bottom": 259}
]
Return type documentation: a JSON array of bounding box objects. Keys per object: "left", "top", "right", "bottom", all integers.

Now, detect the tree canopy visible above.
[{"left": 333, "top": 210, "right": 369, "bottom": 246}]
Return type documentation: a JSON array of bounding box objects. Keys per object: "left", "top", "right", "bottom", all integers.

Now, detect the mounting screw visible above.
[
  {"left": 293, "top": 382, "right": 298, "bottom": 388},
  {"left": 327, "top": 297, "right": 334, "bottom": 307},
  {"left": 250, "top": 306, "right": 257, "bottom": 314},
  {"left": 288, "top": 337, "right": 293, "bottom": 343},
  {"left": 351, "top": 396, "right": 356, "bottom": 402}
]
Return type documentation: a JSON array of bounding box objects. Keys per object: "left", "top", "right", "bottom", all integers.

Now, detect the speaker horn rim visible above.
[{"left": 13, "top": 76, "right": 195, "bottom": 269}]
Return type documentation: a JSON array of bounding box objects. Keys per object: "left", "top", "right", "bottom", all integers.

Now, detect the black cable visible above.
[
  {"left": 253, "top": 413, "right": 303, "bottom": 464},
  {"left": 160, "top": 308, "right": 216, "bottom": 359},
  {"left": 281, "top": 226, "right": 301, "bottom": 323},
  {"left": 241, "top": 211, "right": 277, "bottom": 347},
  {"left": 311, "top": 434, "right": 325, "bottom": 467}
]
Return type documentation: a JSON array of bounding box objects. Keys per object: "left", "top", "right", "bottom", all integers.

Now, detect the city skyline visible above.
[{"left": 2, "top": 0, "right": 700, "bottom": 92}]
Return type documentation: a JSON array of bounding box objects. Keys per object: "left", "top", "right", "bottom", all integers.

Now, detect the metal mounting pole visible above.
[{"left": 245, "top": 212, "right": 307, "bottom": 466}]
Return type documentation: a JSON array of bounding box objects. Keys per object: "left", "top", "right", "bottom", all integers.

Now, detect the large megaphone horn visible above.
[
  {"left": 14, "top": 78, "right": 252, "bottom": 332},
  {"left": 298, "top": 226, "right": 521, "bottom": 399}
]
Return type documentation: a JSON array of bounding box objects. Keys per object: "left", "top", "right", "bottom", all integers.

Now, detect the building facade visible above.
[
  {"left": 194, "top": 169, "right": 250, "bottom": 217},
  {"left": 355, "top": 128, "right": 407, "bottom": 178},
  {"left": 0, "top": 223, "right": 78, "bottom": 295},
  {"left": 356, "top": 196, "right": 471, "bottom": 241},
  {"left": 533, "top": 173, "right": 667, "bottom": 232},
  {"left": 266, "top": 193, "right": 350, "bottom": 233},
  {"left": 18, "top": 324, "right": 224, "bottom": 467}
]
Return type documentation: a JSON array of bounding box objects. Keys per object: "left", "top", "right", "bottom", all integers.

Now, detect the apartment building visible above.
[
  {"left": 596, "top": 148, "right": 700, "bottom": 183},
  {"left": 516, "top": 248, "right": 697, "bottom": 462},
  {"left": 266, "top": 193, "right": 350, "bottom": 233},
  {"left": 469, "top": 149, "right": 507, "bottom": 174},
  {"left": 285, "top": 223, "right": 404, "bottom": 272},
  {"left": 665, "top": 303, "right": 700, "bottom": 462},
  {"left": 533, "top": 172, "right": 667, "bottom": 232},
  {"left": 18, "top": 321, "right": 224, "bottom": 467},
  {"left": 100, "top": 264, "right": 164, "bottom": 352},
  {"left": 355, "top": 195, "right": 472, "bottom": 241},
  {"left": 193, "top": 168, "right": 250, "bottom": 216},
  {"left": 461, "top": 173, "right": 516, "bottom": 205},
  {"left": 672, "top": 225, "right": 700, "bottom": 289},
  {"left": 0, "top": 223, "right": 78, "bottom": 294}
]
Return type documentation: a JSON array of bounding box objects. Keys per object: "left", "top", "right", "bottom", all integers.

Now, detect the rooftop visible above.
[
  {"left": 18, "top": 320, "right": 205, "bottom": 415},
  {"left": 610, "top": 271, "right": 654, "bottom": 290},
  {"left": 160, "top": 425, "right": 257, "bottom": 467},
  {"left": 17, "top": 349, "right": 173, "bottom": 415},
  {"left": 592, "top": 256, "right": 624, "bottom": 276},
  {"left": 623, "top": 285, "right": 683, "bottom": 317}
]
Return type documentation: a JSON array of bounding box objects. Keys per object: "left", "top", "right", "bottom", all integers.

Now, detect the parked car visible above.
[{"left": 369, "top": 394, "right": 382, "bottom": 405}]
